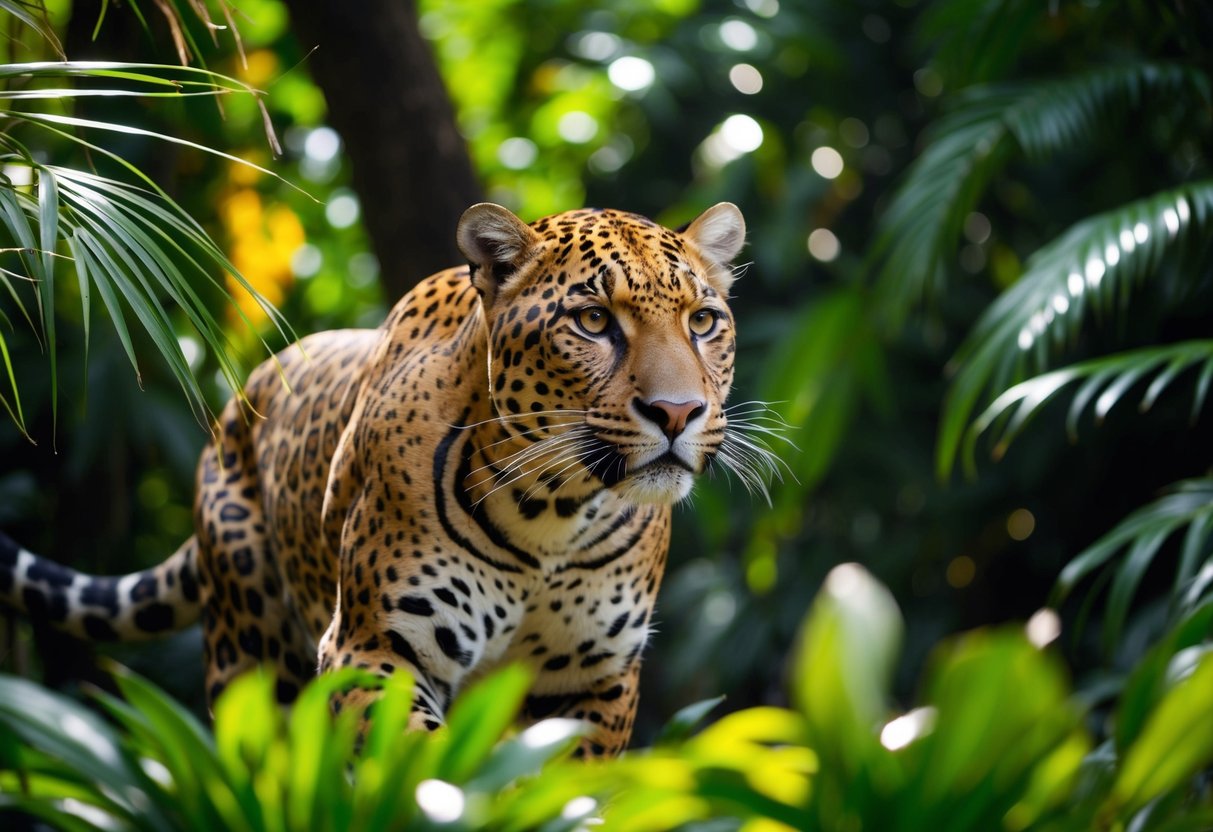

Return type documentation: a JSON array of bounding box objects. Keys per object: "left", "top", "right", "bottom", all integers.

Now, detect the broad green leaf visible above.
[
  {"left": 903, "top": 631, "right": 1088, "bottom": 832},
  {"left": 0, "top": 673, "right": 166, "bottom": 827},
  {"left": 439, "top": 662, "right": 532, "bottom": 782},
  {"left": 110, "top": 666, "right": 250, "bottom": 831},
  {"left": 793, "top": 561, "right": 901, "bottom": 797},
  {"left": 1111, "top": 652, "right": 1213, "bottom": 816},
  {"left": 1115, "top": 600, "right": 1213, "bottom": 754},
  {"left": 875, "top": 63, "right": 1207, "bottom": 325},
  {"left": 654, "top": 694, "right": 726, "bottom": 746},
  {"left": 467, "top": 718, "right": 585, "bottom": 795}
]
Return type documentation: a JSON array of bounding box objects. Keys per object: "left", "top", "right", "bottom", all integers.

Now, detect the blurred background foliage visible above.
[{"left": 1, "top": 0, "right": 1212, "bottom": 817}]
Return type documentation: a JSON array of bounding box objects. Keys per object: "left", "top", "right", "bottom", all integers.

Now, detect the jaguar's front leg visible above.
[{"left": 521, "top": 661, "right": 642, "bottom": 758}]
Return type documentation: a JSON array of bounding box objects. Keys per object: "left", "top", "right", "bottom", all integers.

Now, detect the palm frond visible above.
[
  {"left": 1051, "top": 478, "right": 1213, "bottom": 654},
  {"left": 0, "top": 60, "right": 298, "bottom": 435},
  {"left": 872, "top": 63, "right": 1209, "bottom": 321},
  {"left": 959, "top": 340, "right": 1213, "bottom": 473},
  {"left": 937, "top": 180, "right": 1213, "bottom": 479},
  {"left": 0, "top": 1, "right": 64, "bottom": 58},
  {"left": 916, "top": 0, "right": 1042, "bottom": 87}
]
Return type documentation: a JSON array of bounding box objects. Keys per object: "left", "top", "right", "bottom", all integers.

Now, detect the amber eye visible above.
[
  {"left": 575, "top": 306, "right": 612, "bottom": 336},
  {"left": 689, "top": 309, "right": 719, "bottom": 337}
]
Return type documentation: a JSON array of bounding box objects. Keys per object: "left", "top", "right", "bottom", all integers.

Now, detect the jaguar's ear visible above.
[
  {"left": 681, "top": 202, "right": 746, "bottom": 293},
  {"left": 457, "top": 203, "right": 541, "bottom": 304}
]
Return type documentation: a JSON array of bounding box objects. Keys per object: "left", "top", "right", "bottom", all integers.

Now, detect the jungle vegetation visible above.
[{"left": 1, "top": 0, "right": 1211, "bottom": 828}]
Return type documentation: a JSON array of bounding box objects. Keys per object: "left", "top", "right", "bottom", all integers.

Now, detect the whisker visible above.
[
  {"left": 474, "top": 434, "right": 598, "bottom": 507},
  {"left": 474, "top": 430, "right": 592, "bottom": 481},
  {"left": 476, "top": 420, "right": 587, "bottom": 454},
  {"left": 519, "top": 443, "right": 605, "bottom": 503}
]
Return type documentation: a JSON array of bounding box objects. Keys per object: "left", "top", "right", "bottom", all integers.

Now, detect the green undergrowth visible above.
[{"left": 1, "top": 564, "right": 1211, "bottom": 832}]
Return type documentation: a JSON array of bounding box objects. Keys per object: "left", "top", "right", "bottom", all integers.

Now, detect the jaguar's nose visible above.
[{"left": 633, "top": 398, "right": 706, "bottom": 441}]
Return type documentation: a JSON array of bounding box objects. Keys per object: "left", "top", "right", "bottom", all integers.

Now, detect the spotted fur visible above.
[{"left": 1, "top": 202, "right": 751, "bottom": 756}]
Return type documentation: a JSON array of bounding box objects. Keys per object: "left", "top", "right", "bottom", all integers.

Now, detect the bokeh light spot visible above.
[
  {"left": 807, "top": 228, "right": 840, "bottom": 262},
  {"left": 811, "top": 146, "right": 844, "bottom": 179},
  {"left": 557, "top": 111, "right": 599, "bottom": 143},
  {"left": 415, "top": 780, "right": 465, "bottom": 824},
  {"left": 498, "top": 137, "right": 538, "bottom": 170},
  {"left": 729, "top": 63, "right": 764, "bottom": 94},
  {"left": 945, "top": 556, "right": 976, "bottom": 588},
  {"left": 608, "top": 56, "right": 655, "bottom": 92},
  {"left": 719, "top": 19, "right": 758, "bottom": 51},
  {"left": 1007, "top": 508, "right": 1036, "bottom": 541},
  {"left": 721, "top": 114, "right": 764, "bottom": 153},
  {"left": 325, "top": 191, "right": 360, "bottom": 229}
]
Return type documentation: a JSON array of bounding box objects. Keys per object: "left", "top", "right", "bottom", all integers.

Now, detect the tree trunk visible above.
[{"left": 283, "top": 0, "right": 484, "bottom": 301}]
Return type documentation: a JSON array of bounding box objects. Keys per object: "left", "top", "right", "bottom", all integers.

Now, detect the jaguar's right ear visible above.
[{"left": 457, "top": 203, "right": 541, "bottom": 304}]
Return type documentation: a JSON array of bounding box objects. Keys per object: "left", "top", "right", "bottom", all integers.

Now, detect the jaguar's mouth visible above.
[{"left": 632, "top": 450, "right": 697, "bottom": 475}]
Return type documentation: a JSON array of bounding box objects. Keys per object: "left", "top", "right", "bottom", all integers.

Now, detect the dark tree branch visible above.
[{"left": 283, "top": 0, "right": 484, "bottom": 301}]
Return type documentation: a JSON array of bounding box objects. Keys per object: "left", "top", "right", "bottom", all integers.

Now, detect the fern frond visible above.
[
  {"left": 937, "top": 180, "right": 1213, "bottom": 479},
  {"left": 1052, "top": 478, "right": 1213, "bottom": 654},
  {"left": 872, "top": 63, "right": 1209, "bottom": 321}
]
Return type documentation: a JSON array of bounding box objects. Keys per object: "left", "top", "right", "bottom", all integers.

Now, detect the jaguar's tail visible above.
[{"left": 0, "top": 530, "right": 202, "bottom": 641}]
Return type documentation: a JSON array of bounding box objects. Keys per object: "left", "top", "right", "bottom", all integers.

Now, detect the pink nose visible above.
[{"left": 634, "top": 398, "right": 706, "bottom": 440}]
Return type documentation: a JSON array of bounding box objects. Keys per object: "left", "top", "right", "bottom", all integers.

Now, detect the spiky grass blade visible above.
[{"left": 939, "top": 181, "right": 1213, "bottom": 478}]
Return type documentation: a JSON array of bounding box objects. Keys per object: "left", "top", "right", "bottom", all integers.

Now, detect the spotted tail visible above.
[{"left": 0, "top": 530, "right": 201, "bottom": 641}]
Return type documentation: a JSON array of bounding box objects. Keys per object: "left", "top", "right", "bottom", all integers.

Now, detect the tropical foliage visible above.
[
  {"left": 0, "top": 4, "right": 294, "bottom": 437},
  {"left": 3, "top": 566, "right": 1213, "bottom": 830},
  {"left": 2, "top": 0, "right": 1213, "bottom": 828}
]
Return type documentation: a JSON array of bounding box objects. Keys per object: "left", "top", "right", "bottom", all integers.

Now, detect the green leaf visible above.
[
  {"left": 916, "top": 0, "right": 1043, "bottom": 85},
  {"left": 439, "top": 663, "right": 532, "bottom": 783},
  {"left": 0, "top": 672, "right": 168, "bottom": 827},
  {"left": 109, "top": 665, "right": 249, "bottom": 831},
  {"left": 283, "top": 667, "right": 374, "bottom": 832},
  {"left": 0, "top": 1, "right": 64, "bottom": 57},
  {"left": 35, "top": 166, "right": 57, "bottom": 435},
  {"left": 9, "top": 110, "right": 298, "bottom": 194},
  {"left": 1111, "top": 652, "right": 1213, "bottom": 817},
  {"left": 70, "top": 228, "right": 140, "bottom": 383},
  {"left": 793, "top": 563, "right": 901, "bottom": 785},
  {"left": 1053, "top": 478, "right": 1213, "bottom": 615},
  {"left": 654, "top": 694, "right": 726, "bottom": 746},
  {"left": 0, "top": 327, "right": 26, "bottom": 435},
  {"left": 903, "top": 630, "right": 1089, "bottom": 832},
  {"left": 1116, "top": 600, "right": 1213, "bottom": 754}
]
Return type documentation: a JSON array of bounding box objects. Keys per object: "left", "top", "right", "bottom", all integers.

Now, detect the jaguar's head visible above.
[{"left": 459, "top": 202, "right": 756, "bottom": 506}]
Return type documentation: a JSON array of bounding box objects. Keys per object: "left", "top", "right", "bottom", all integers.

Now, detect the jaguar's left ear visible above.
[
  {"left": 457, "top": 203, "right": 542, "bottom": 305},
  {"left": 680, "top": 202, "right": 746, "bottom": 293}
]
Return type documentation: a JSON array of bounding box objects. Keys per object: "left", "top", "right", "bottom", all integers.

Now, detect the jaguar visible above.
[{"left": 0, "top": 201, "right": 777, "bottom": 756}]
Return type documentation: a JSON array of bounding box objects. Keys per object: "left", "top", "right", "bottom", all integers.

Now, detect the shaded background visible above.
[{"left": 1, "top": 0, "right": 1210, "bottom": 746}]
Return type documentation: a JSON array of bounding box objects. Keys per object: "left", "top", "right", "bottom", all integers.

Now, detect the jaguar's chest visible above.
[{"left": 465, "top": 565, "right": 657, "bottom": 693}]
